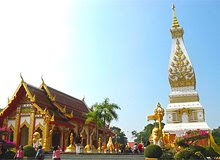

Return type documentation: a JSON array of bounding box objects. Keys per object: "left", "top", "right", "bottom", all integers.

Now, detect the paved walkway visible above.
[{"left": 44, "top": 153, "right": 145, "bottom": 160}]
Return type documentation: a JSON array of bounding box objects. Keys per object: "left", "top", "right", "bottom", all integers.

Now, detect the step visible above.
[{"left": 44, "top": 153, "right": 145, "bottom": 160}]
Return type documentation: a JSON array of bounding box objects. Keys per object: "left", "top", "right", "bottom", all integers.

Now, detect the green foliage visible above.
[
  {"left": 174, "top": 148, "right": 195, "bottom": 160},
  {"left": 3, "top": 150, "right": 16, "bottom": 159},
  {"left": 110, "top": 126, "right": 128, "bottom": 145},
  {"left": 24, "top": 145, "right": 36, "bottom": 157},
  {"left": 160, "top": 149, "right": 175, "bottom": 160},
  {"left": 132, "top": 122, "right": 164, "bottom": 146},
  {"left": 174, "top": 146, "right": 208, "bottom": 160},
  {"left": 144, "top": 144, "right": 163, "bottom": 158},
  {"left": 176, "top": 138, "right": 189, "bottom": 148},
  {"left": 205, "top": 146, "right": 220, "bottom": 158},
  {"left": 212, "top": 127, "right": 220, "bottom": 145}
]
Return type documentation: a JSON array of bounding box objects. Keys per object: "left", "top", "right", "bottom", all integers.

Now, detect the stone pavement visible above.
[{"left": 44, "top": 153, "right": 145, "bottom": 160}]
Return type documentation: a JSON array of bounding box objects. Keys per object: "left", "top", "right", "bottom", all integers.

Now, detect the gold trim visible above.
[
  {"left": 40, "top": 83, "right": 74, "bottom": 119},
  {"left": 20, "top": 119, "right": 30, "bottom": 129},
  {"left": 169, "top": 95, "right": 199, "bottom": 103},
  {"left": 35, "top": 123, "right": 44, "bottom": 131}
]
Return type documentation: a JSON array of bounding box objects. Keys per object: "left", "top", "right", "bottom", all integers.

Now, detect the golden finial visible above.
[
  {"left": 172, "top": 4, "right": 180, "bottom": 28},
  {"left": 20, "top": 72, "right": 24, "bottom": 82},
  {"left": 41, "top": 75, "right": 45, "bottom": 84}
]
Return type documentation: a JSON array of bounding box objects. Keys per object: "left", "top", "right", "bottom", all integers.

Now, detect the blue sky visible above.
[{"left": 0, "top": 0, "right": 219, "bottom": 140}]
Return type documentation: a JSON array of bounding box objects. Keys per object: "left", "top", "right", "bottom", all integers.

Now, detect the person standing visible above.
[
  {"left": 35, "top": 146, "right": 44, "bottom": 160},
  {"left": 52, "top": 146, "right": 61, "bottom": 160},
  {"left": 75, "top": 134, "right": 81, "bottom": 154},
  {"left": 14, "top": 145, "right": 24, "bottom": 160}
]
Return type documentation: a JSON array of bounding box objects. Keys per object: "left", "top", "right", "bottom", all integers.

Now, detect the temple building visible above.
[
  {"left": 0, "top": 78, "right": 110, "bottom": 151},
  {"left": 163, "top": 5, "right": 209, "bottom": 137}
]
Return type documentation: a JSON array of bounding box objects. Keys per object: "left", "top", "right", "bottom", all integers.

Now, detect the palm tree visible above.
[
  {"left": 96, "top": 98, "right": 121, "bottom": 145},
  {"left": 85, "top": 98, "right": 121, "bottom": 146},
  {"left": 85, "top": 103, "right": 103, "bottom": 147}
]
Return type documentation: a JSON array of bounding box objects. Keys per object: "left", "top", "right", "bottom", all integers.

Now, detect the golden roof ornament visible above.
[
  {"left": 172, "top": 4, "right": 180, "bottom": 28},
  {"left": 41, "top": 75, "right": 45, "bottom": 84},
  {"left": 20, "top": 72, "right": 24, "bottom": 82},
  {"left": 170, "top": 4, "right": 184, "bottom": 38}
]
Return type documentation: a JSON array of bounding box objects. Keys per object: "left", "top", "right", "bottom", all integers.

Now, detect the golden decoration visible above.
[
  {"left": 28, "top": 110, "right": 35, "bottom": 145},
  {"left": 42, "top": 113, "right": 52, "bottom": 152},
  {"left": 169, "top": 39, "right": 195, "bottom": 88},
  {"left": 171, "top": 4, "right": 180, "bottom": 28},
  {"left": 20, "top": 119, "right": 30, "bottom": 128},
  {"left": 98, "top": 137, "right": 102, "bottom": 153},
  {"left": 65, "top": 132, "right": 75, "bottom": 152},
  {"left": 107, "top": 137, "right": 114, "bottom": 153},
  {"left": 170, "top": 4, "right": 184, "bottom": 38},
  {"left": 169, "top": 95, "right": 199, "bottom": 103}
]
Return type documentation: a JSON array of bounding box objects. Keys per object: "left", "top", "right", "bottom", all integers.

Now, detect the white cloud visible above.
[{"left": 0, "top": 0, "right": 72, "bottom": 107}]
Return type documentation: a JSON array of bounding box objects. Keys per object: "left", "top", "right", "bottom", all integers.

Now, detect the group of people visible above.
[
  {"left": 118, "top": 143, "right": 143, "bottom": 154},
  {"left": 13, "top": 145, "right": 44, "bottom": 160}
]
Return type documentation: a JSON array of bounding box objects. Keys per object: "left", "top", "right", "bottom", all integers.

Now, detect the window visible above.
[
  {"left": 191, "top": 111, "right": 198, "bottom": 121},
  {"left": 172, "top": 112, "right": 178, "bottom": 122}
]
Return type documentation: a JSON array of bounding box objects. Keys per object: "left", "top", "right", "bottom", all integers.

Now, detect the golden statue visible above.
[
  {"left": 84, "top": 144, "right": 91, "bottom": 153},
  {"left": 97, "top": 137, "right": 102, "bottom": 153},
  {"left": 114, "top": 143, "right": 119, "bottom": 153},
  {"left": 33, "top": 132, "right": 42, "bottom": 149},
  {"left": 147, "top": 102, "right": 164, "bottom": 147},
  {"left": 107, "top": 137, "right": 114, "bottom": 153},
  {"left": 65, "top": 132, "right": 75, "bottom": 152}
]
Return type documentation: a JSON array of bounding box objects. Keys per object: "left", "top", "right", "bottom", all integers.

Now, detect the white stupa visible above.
[{"left": 163, "top": 5, "right": 209, "bottom": 137}]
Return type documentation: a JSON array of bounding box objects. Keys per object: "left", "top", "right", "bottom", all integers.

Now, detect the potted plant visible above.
[{"left": 144, "top": 144, "right": 163, "bottom": 160}]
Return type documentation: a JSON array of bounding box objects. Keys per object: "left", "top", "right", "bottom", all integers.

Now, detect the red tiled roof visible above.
[{"left": 46, "top": 86, "right": 89, "bottom": 119}]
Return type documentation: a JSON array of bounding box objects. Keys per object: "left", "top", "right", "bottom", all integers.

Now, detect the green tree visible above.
[
  {"left": 110, "top": 126, "right": 128, "bottom": 145},
  {"left": 85, "top": 104, "right": 104, "bottom": 147},
  {"left": 132, "top": 122, "right": 164, "bottom": 146},
  {"left": 96, "top": 98, "right": 121, "bottom": 144},
  {"left": 212, "top": 127, "right": 220, "bottom": 145},
  {"left": 85, "top": 98, "right": 121, "bottom": 145}
]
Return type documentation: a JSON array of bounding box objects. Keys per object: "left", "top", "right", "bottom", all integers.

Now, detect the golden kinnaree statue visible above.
[
  {"left": 107, "top": 137, "right": 114, "bottom": 153},
  {"left": 65, "top": 133, "right": 75, "bottom": 152},
  {"left": 33, "top": 132, "right": 42, "bottom": 149},
  {"left": 147, "top": 102, "right": 164, "bottom": 147}
]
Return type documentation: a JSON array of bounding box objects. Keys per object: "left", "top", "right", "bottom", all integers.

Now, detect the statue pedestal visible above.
[{"left": 65, "top": 144, "right": 75, "bottom": 152}]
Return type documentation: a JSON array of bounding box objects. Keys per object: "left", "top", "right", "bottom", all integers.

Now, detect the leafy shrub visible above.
[
  {"left": 205, "top": 146, "right": 220, "bottom": 158},
  {"left": 160, "top": 149, "right": 175, "bottom": 160},
  {"left": 24, "top": 145, "right": 36, "bottom": 157},
  {"left": 174, "top": 147, "right": 206, "bottom": 160},
  {"left": 190, "top": 145, "right": 206, "bottom": 155},
  {"left": 174, "top": 148, "right": 194, "bottom": 160},
  {"left": 3, "top": 150, "right": 16, "bottom": 159},
  {"left": 144, "top": 144, "right": 162, "bottom": 158},
  {"left": 176, "top": 138, "right": 189, "bottom": 148}
]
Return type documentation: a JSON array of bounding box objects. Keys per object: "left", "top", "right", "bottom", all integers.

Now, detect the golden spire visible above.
[{"left": 172, "top": 4, "right": 180, "bottom": 28}]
